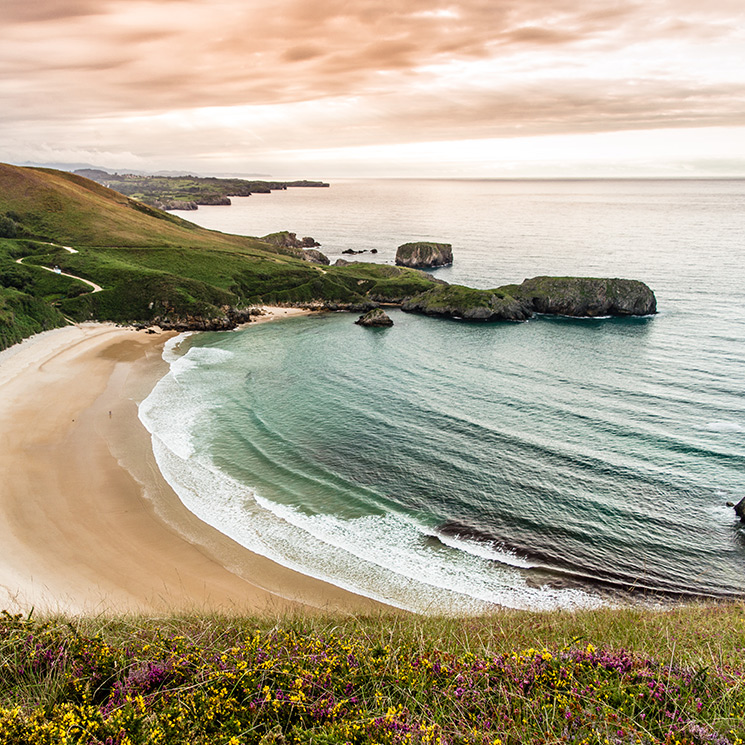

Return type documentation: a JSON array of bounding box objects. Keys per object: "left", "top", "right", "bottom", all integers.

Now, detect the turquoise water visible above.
[{"left": 140, "top": 180, "right": 745, "bottom": 612}]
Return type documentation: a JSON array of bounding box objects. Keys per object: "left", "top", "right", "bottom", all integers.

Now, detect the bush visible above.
[
  {"left": 0, "top": 215, "right": 18, "bottom": 239},
  {"left": 1, "top": 608, "right": 744, "bottom": 745}
]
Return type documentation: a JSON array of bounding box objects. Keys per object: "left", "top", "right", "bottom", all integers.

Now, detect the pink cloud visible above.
[{"left": 1, "top": 0, "right": 743, "bottom": 167}]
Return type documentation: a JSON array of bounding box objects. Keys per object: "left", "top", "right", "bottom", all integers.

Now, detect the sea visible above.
[{"left": 138, "top": 179, "right": 745, "bottom": 613}]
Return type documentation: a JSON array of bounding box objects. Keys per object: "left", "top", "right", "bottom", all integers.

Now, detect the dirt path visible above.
[{"left": 15, "top": 243, "right": 102, "bottom": 293}]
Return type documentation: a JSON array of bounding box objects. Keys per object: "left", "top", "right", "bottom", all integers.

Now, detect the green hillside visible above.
[{"left": 0, "top": 163, "right": 439, "bottom": 348}]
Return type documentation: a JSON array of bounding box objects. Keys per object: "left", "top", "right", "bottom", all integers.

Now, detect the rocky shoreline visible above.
[{"left": 139, "top": 276, "right": 656, "bottom": 333}]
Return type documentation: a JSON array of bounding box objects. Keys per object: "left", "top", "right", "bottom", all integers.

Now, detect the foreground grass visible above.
[{"left": 1, "top": 605, "right": 744, "bottom": 744}]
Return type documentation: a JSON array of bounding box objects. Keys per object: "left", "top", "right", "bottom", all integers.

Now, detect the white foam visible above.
[
  {"left": 431, "top": 529, "right": 535, "bottom": 569},
  {"left": 140, "top": 375, "right": 199, "bottom": 460},
  {"left": 705, "top": 420, "right": 743, "bottom": 433},
  {"left": 141, "top": 396, "right": 602, "bottom": 612},
  {"left": 140, "top": 335, "right": 234, "bottom": 460},
  {"left": 162, "top": 332, "right": 193, "bottom": 364},
  {"left": 184, "top": 347, "right": 235, "bottom": 364}
]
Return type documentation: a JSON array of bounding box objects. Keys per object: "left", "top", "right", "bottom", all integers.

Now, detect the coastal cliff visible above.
[
  {"left": 259, "top": 232, "right": 328, "bottom": 262},
  {"left": 510, "top": 276, "right": 657, "bottom": 317},
  {"left": 73, "top": 170, "right": 329, "bottom": 210},
  {"left": 402, "top": 286, "right": 533, "bottom": 321}
]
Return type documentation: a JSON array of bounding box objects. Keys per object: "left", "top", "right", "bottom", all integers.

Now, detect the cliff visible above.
[
  {"left": 402, "top": 286, "right": 532, "bottom": 321},
  {"left": 73, "top": 170, "right": 329, "bottom": 210},
  {"left": 509, "top": 276, "right": 657, "bottom": 317}
]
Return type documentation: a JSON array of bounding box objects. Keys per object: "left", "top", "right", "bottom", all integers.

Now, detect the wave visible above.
[{"left": 137, "top": 296, "right": 745, "bottom": 607}]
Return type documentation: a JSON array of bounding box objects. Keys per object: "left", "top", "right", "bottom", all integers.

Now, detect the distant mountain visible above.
[
  {"left": 14, "top": 162, "right": 275, "bottom": 179},
  {"left": 12, "top": 161, "right": 106, "bottom": 173}
]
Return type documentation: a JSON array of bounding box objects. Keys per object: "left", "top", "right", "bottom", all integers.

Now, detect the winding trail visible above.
[{"left": 15, "top": 243, "right": 103, "bottom": 293}]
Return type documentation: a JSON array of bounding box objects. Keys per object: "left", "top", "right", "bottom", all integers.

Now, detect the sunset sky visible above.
[{"left": 2, "top": 0, "right": 744, "bottom": 178}]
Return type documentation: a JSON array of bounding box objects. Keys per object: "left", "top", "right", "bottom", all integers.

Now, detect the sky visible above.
[{"left": 2, "top": 0, "right": 745, "bottom": 178}]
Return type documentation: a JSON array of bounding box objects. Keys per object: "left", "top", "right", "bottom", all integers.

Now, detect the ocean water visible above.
[{"left": 139, "top": 179, "right": 745, "bottom": 613}]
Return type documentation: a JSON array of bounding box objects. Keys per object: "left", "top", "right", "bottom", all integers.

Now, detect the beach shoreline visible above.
[{"left": 0, "top": 317, "right": 385, "bottom": 616}]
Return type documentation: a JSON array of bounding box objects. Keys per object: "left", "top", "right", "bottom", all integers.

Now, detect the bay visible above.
[{"left": 139, "top": 179, "right": 745, "bottom": 612}]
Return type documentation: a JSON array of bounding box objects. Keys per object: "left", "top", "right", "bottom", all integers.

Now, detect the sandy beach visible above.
[{"left": 0, "top": 313, "right": 383, "bottom": 616}]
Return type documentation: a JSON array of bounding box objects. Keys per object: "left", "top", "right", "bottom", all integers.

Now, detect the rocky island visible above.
[
  {"left": 401, "top": 277, "right": 656, "bottom": 322},
  {"left": 396, "top": 241, "right": 453, "bottom": 269},
  {"left": 355, "top": 308, "right": 394, "bottom": 327}
]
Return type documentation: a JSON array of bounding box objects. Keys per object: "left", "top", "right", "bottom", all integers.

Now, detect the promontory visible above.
[{"left": 0, "top": 163, "right": 655, "bottom": 350}]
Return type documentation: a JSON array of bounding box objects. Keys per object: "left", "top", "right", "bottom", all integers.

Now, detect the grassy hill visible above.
[{"left": 0, "top": 163, "right": 438, "bottom": 348}]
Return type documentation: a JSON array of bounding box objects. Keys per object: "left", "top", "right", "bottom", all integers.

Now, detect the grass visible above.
[
  {"left": 1, "top": 605, "right": 744, "bottom": 744},
  {"left": 0, "top": 286, "right": 67, "bottom": 349}
]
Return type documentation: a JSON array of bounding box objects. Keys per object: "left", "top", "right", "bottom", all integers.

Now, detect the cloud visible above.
[
  {"left": 2, "top": 0, "right": 103, "bottom": 23},
  {"left": 1, "top": 0, "right": 744, "bottom": 172}
]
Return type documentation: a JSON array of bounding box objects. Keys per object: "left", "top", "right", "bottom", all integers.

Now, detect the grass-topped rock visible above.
[
  {"left": 402, "top": 277, "right": 656, "bottom": 322},
  {"left": 396, "top": 241, "right": 453, "bottom": 269},
  {"left": 355, "top": 307, "right": 394, "bottom": 327},
  {"left": 402, "top": 285, "right": 532, "bottom": 321},
  {"left": 509, "top": 276, "right": 657, "bottom": 317}
]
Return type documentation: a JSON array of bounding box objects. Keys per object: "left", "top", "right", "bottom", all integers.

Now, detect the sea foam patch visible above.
[
  {"left": 140, "top": 336, "right": 235, "bottom": 461},
  {"left": 705, "top": 421, "right": 743, "bottom": 433}
]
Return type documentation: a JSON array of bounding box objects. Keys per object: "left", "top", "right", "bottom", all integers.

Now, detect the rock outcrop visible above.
[
  {"left": 261, "top": 231, "right": 321, "bottom": 249},
  {"left": 402, "top": 286, "right": 533, "bottom": 322},
  {"left": 396, "top": 242, "right": 453, "bottom": 269},
  {"left": 259, "top": 231, "right": 324, "bottom": 260},
  {"left": 733, "top": 497, "right": 745, "bottom": 522},
  {"left": 303, "top": 248, "right": 330, "bottom": 265},
  {"left": 154, "top": 199, "right": 198, "bottom": 211},
  {"left": 146, "top": 306, "right": 256, "bottom": 331},
  {"left": 511, "top": 276, "right": 657, "bottom": 317},
  {"left": 194, "top": 194, "right": 232, "bottom": 206},
  {"left": 355, "top": 308, "right": 394, "bottom": 327},
  {"left": 401, "top": 277, "right": 656, "bottom": 322}
]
